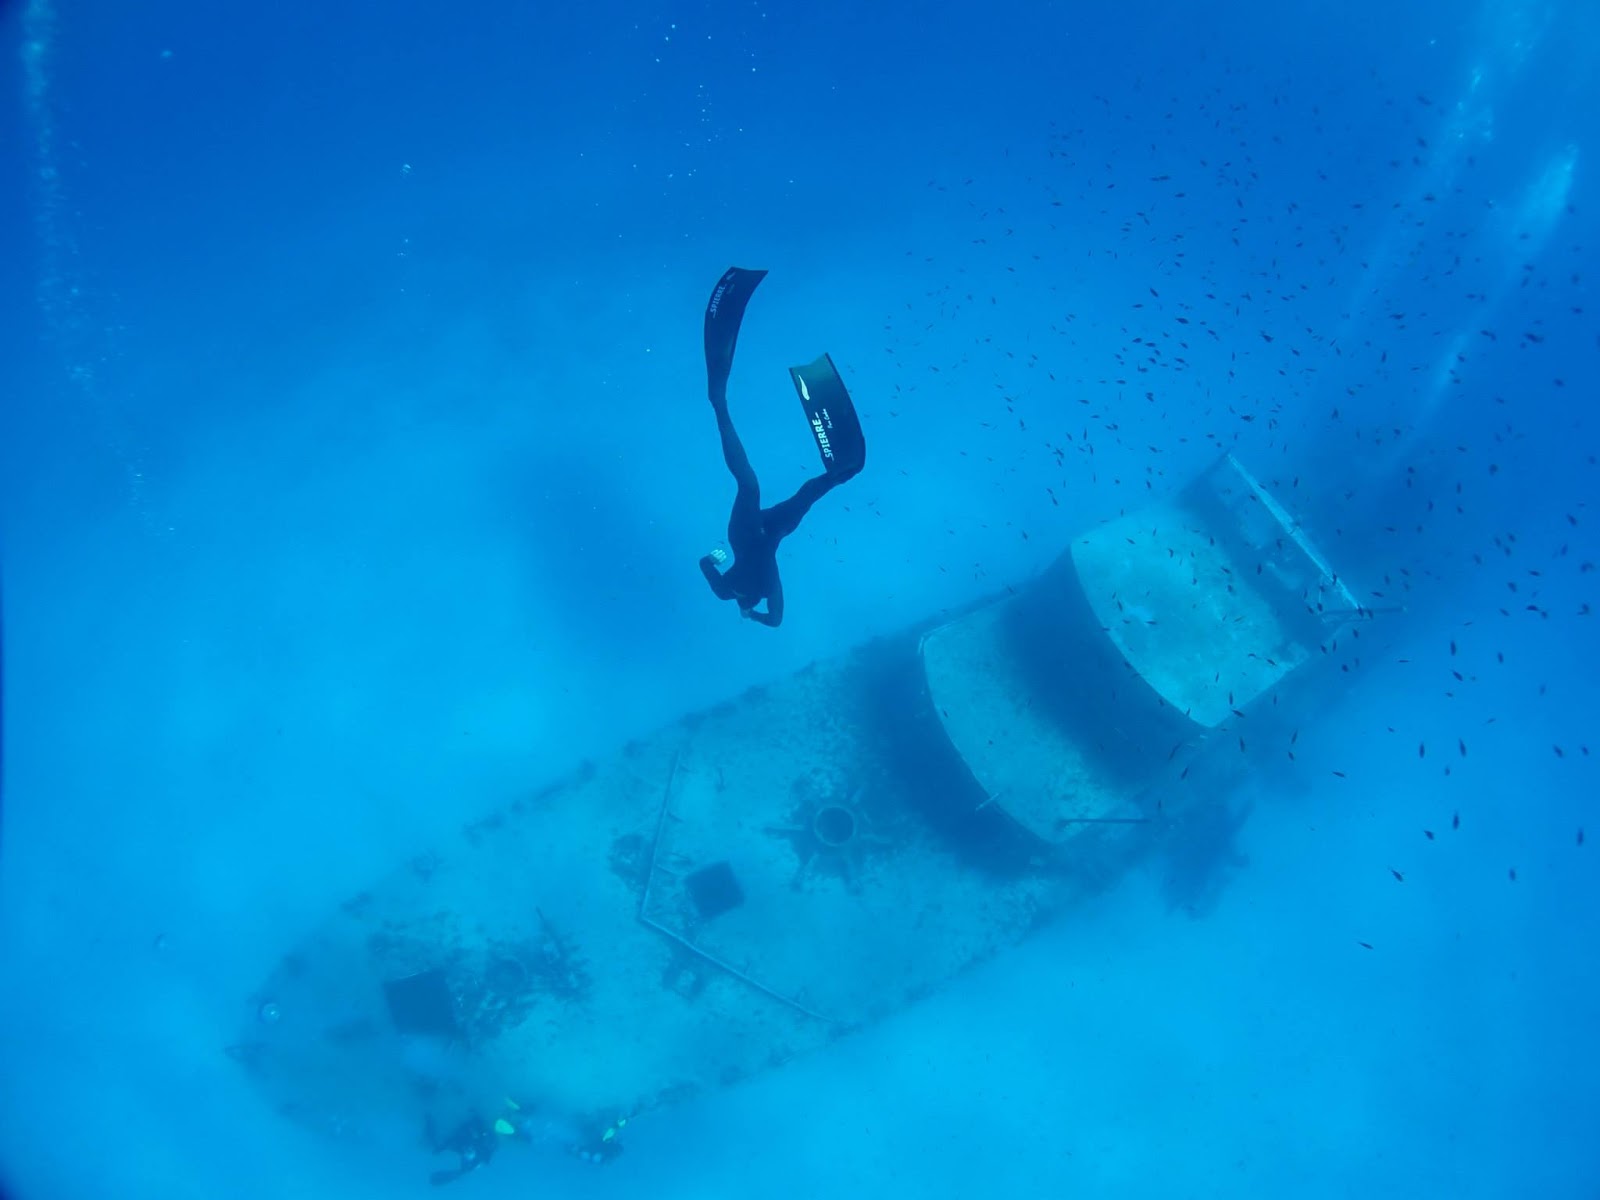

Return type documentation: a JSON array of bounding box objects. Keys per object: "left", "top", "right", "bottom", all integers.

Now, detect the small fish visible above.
[
  {"left": 1357, "top": 941, "right": 1374, "bottom": 950},
  {"left": 1452, "top": 812, "right": 1461, "bottom": 830},
  {"left": 1424, "top": 830, "right": 1435, "bottom": 841},
  {"left": 1390, "top": 868, "right": 1405, "bottom": 883}
]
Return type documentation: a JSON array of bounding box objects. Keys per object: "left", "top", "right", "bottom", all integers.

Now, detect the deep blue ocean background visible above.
[{"left": 3, "top": 0, "right": 1597, "bottom": 1195}]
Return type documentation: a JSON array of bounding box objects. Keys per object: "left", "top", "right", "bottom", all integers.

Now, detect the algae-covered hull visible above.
[{"left": 229, "top": 455, "right": 1361, "bottom": 1158}]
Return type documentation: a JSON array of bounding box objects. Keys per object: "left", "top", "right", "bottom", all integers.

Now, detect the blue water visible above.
[{"left": 3, "top": 0, "right": 1596, "bottom": 1195}]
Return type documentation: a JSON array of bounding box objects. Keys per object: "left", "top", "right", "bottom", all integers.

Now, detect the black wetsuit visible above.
[
  {"left": 426, "top": 1114, "right": 497, "bottom": 1186},
  {"left": 698, "top": 267, "right": 864, "bottom": 627}
]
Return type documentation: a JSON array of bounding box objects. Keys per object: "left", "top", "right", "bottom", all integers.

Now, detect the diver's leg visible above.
[
  {"left": 760, "top": 473, "right": 841, "bottom": 542},
  {"left": 703, "top": 265, "right": 768, "bottom": 545},
  {"left": 712, "top": 403, "right": 765, "bottom": 555},
  {"left": 713, "top": 402, "right": 759, "bottom": 498},
  {"left": 702, "top": 266, "right": 784, "bottom": 559}
]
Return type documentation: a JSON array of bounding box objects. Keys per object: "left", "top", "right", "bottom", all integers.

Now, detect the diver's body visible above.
[
  {"left": 425, "top": 1113, "right": 498, "bottom": 1186},
  {"left": 698, "top": 267, "right": 865, "bottom": 626}
]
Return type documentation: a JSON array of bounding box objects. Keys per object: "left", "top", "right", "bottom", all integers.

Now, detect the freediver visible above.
[{"left": 697, "top": 266, "right": 867, "bottom": 627}]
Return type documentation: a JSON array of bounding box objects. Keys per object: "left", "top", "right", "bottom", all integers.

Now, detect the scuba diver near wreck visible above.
[
  {"left": 422, "top": 1104, "right": 625, "bottom": 1183},
  {"left": 698, "top": 266, "right": 867, "bottom": 627},
  {"left": 425, "top": 1112, "right": 500, "bottom": 1186}
]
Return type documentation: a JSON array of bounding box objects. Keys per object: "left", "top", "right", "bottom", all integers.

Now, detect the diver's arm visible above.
[
  {"left": 699, "top": 555, "right": 734, "bottom": 600},
  {"left": 749, "top": 579, "right": 784, "bottom": 627}
]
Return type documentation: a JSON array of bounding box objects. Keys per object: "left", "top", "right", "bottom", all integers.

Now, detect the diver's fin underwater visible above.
[
  {"left": 702, "top": 265, "right": 867, "bottom": 476},
  {"left": 790, "top": 352, "right": 866, "bottom": 476},
  {"left": 703, "top": 266, "right": 769, "bottom": 402}
]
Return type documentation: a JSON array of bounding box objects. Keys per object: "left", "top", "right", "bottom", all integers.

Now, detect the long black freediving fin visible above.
[
  {"left": 789, "top": 352, "right": 866, "bottom": 477},
  {"left": 703, "top": 266, "right": 768, "bottom": 402}
]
